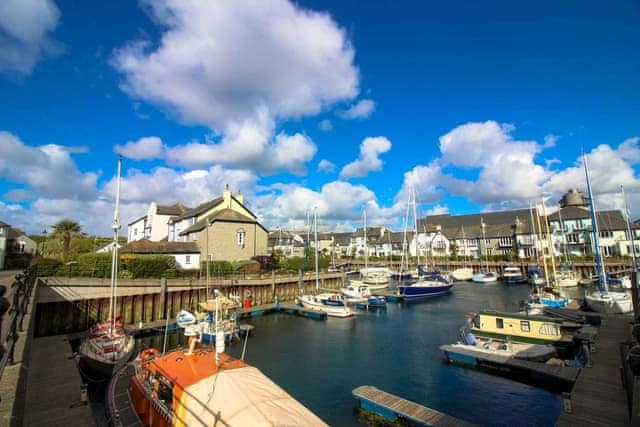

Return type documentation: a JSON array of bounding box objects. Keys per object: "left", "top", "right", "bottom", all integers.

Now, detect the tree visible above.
[{"left": 51, "top": 219, "right": 82, "bottom": 262}]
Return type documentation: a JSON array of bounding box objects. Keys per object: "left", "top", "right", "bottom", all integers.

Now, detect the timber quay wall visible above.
[{"left": 34, "top": 273, "right": 343, "bottom": 337}]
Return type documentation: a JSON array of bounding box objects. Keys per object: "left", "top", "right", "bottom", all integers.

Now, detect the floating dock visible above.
[
  {"left": 375, "top": 291, "right": 404, "bottom": 302},
  {"left": 441, "top": 344, "right": 580, "bottom": 393},
  {"left": 237, "top": 302, "right": 328, "bottom": 320},
  {"left": 107, "top": 364, "right": 142, "bottom": 427},
  {"left": 352, "top": 385, "right": 476, "bottom": 426}
]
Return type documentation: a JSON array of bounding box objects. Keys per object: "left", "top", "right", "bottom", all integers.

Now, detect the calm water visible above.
[
  {"left": 223, "top": 281, "right": 562, "bottom": 427},
  {"left": 89, "top": 281, "right": 567, "bottom": 426}
]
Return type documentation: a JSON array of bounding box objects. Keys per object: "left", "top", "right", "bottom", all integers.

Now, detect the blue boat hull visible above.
[{"left": 397, "top": 283, "right": 453, "bottom": 298}]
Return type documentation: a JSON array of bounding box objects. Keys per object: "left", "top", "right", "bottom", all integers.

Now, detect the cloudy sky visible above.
[{"left": 1, "top": 0, "right": 639, "bottom": 236}]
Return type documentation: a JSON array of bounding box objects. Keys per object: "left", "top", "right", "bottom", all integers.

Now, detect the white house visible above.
[{"left": 127, "top": 202, "right": 189, "bottom": 243}]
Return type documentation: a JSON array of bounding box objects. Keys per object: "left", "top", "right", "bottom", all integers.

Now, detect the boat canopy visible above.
[{"left": 174, "top": 365, "right": 327, "bottom": 426}]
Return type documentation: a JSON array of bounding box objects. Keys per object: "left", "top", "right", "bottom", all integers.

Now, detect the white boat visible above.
[
  {"left": 501, "top": 267, "right": 527, "bottom": 285},
  {"left": 472, "top": 271, "right": 499, "bottom": 283},
  {"left": 78, "top": 157, "right": 135, "bottom": 377},
  {"left": 297, "top": 293, "right": 353, "bottom": 317},
  {"left": 450, "top": 267, "right": 473, "bottom": 281},
  {"left": 582, "top": 151, "right": 633, "bottom": 314},
  {"left": 555, "top": 269, "right": 579, "bottom": 288},
  {"left": 360, "top": 266, "right": 390, "bottom": 286},
  {"left": 194, "top": 295, "right": 242, "bottom": 342},
  {"left": 297, "top": 209, "right": 354, "bottom": 318},
  {"left": 443, "top": 327, "right": 557, "bottom": 363}
]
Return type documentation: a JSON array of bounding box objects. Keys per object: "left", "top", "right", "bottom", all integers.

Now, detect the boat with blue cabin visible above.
[{"left": 397, "top": 274, "right": 453, "bottom": 299}]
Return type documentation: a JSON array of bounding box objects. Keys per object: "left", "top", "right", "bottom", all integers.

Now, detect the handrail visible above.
[{"left": 0, "top": 265, "right": 38, "bottom": 394}]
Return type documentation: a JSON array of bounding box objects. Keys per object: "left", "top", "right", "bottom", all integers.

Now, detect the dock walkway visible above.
[
  {"left": 556, "top": 314, "right": 634, "bottom": 426},
  {"left": 353, "top": 385, "right": 476, "bottom": 426}
]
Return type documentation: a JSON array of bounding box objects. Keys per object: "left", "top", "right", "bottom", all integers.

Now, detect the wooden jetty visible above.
[
  {"left": 556, "top": 314, "right": 637, "bottom": 426},
  {"left": 237, "top": 302, "right": 328, "bottom": 320},
  {"left": 352, "top": 385, "right": 476, "bottom": 426},
  {"left": 441, "top": 343, "right": 581, "bottom": 393}
]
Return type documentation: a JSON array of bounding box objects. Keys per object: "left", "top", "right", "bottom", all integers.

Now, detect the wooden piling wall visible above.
[{"left": 33, "top": 274, "right": 343, "bottom": 337}]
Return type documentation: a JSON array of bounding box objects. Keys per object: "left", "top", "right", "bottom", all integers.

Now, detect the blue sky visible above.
[{"left": 1, "top": 0, "right": 639, "bottom": 236}]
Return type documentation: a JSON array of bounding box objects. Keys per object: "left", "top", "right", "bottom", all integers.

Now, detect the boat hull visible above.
[
  {"left": 585, "top": 291, "right": 633, "bottom": 314},
  {"left": 297, "top": 295, "right": 353, "bottom": 317},
  {"left": 79, "top": 342, "right": 136, "bottom": 378},
  {"left": 397, "top": 282, "right": 453, "bottom": 299}
]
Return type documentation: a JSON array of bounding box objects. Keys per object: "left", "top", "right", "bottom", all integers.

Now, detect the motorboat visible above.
[
  {"left": 297, "top": 293, "right": 354, "bottom": 317},
  {"left": 340, "top": 283, "right": 386, "bottom": 307},
  {"left": 472, "top": 271, "right": 499, "bottom": 283},
  {"left": 501, "top": 267, "right": 527, "bottom": 285},
  {"left": 449, "top": 267, "right": 474, "bottom": 281}
]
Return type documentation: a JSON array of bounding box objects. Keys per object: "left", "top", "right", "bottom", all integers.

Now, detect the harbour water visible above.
[{"left": 89, "top": 280, "right": 572, "bottom": 426}]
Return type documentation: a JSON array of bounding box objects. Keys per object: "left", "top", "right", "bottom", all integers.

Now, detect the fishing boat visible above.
[
  {"left": 472, "top": 271, "right": 499, "bottom": 283},
  {"left": 582, "top": 152, "right": 633, "bottom": 314},
  {"left": 116, "top": 328, "right": 327, "bottom": 426},
  {"left": 78, "top": 157, "right": 135, "bottom": 377},
  {"left": 467, "top": 310, "right": 582, "bottom": 353},
  {"left": 501, "top": 267, "right": 527, "bottom": 285}
]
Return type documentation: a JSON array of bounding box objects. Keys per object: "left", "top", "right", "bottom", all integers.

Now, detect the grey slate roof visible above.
[
  {"left": 419, "top": 208, "right": 538, "bottom": 238},
  {"left": 157, "top": 203, "right": 190, "bottom": 216},
  {"left": 179, "top": 208, "right": 267, "bottom": 235},
  {"left": 120, "top": 239, "right": 200, "bottom": 254}
]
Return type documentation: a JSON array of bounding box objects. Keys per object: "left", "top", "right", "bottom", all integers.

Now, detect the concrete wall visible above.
[{"left": 199, "top": 221, "right": 268, "bottom": 262}]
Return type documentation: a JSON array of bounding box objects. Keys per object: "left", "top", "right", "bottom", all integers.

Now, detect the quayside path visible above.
[{"left": 556, "top": 312, "right": 637, "bottom": 426}]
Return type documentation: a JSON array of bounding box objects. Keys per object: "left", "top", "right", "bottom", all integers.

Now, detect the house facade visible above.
[
  {"left": 127, "top": 202, "right": 189, "bottom": 242},
  {"left": 119, "top": 239, "right": 200, "bottom": 270}
]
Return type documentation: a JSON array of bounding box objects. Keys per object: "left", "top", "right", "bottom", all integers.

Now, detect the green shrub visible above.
[{"left": 30, "top": 257, "right": 63, "bottom": 276}]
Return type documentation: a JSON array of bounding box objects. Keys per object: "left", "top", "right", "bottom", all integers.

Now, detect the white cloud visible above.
[
  {"left": 543, "top": 134, "right": 558, "bottom": 148},
  {"left": 395, "top": 163, "right": 445, "bottom": 206},
  {"left": 317, "top": 159, "right": 336, "bottom": 173},
  {"left": 0, "top": 0, "right": 63, "bottom": 76},
  {"left": 338, "top": 99, "right": 375, "bottom": 119},
  {"left": 319, "top": 119, "right": 333, "bottom": 131},
  {"left": 340, "top": 136, "right": 392, "bottom": 179},
  {"left": 114, "top": 136, "right": 164, "bottom": 160},
  {"left": 164, "top": 110, "right": 316, "bottom": 175},
  {"left": 113, "top": 0, "right": 358, "bottom": 129},
  {"left": 438, "top": 121, "right": 549, "bottom": 204},
  {"left": 0, "top": 131, "right": 98, "bottom": 200}
]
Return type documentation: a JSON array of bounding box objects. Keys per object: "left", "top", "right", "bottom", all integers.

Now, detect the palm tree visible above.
[{"left": 51, "top": 219, "right": 82, "bottom": 262}]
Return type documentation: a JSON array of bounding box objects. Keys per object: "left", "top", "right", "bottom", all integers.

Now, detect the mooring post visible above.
[{"left": 160, "top": 277, "right": 168, "bottom": 320}]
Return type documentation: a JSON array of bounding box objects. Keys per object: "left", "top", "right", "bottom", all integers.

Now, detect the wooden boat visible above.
[
  {"left": 120, "top": 338, "right": 327, "bottom": 426},
  {"left": 78, "top": 157, "right": 135, "bottom": 377}
]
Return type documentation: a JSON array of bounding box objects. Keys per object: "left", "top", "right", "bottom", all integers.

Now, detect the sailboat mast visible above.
[
  {"left": 557, "top": 204, "right": 569, "bottom": 264},
  {"left": 622, "top": 185, "right": 638, "bottom": 270},
  {"left": 583, "top": 152, "right": 607, "bottom": 292},
  {"left": 534, "top": 204, "right": 549, "bottom": 286},
  {"left": 411, "top": 187, "right": 419, "bottom": 267},
  {"left": 314, "top": 208, "right": 319, "bottom": 291},
  {"left": 363, "top": 208, "right": 368, "bottom": 271},
  {"left": 108, "top": 156, "right": 122, "bottom": 336},
  {"left": 530, "top": 201, "right": 540, "bottom": 265},
  {"left": 480, "top": 218, "right": 486, "bottom": 272},
  {"left": 541, "top": 197, "right": 558, "bottom": 286}
]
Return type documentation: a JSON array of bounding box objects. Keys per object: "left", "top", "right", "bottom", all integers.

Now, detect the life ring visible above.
[{"left": 140, "top": 348, "right": 160, "bottom": 362}]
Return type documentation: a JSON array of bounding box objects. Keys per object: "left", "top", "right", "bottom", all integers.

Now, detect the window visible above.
[
  {"left": 520, "top": 320, "right": 530, "bottom": 332},
  {"left": 185, "top": 255, "right": 191, "bottom": 265},
  {"left": 539, "top": 324, "right": 558, "bottom": 336},
  {"left": 237, "top": 229, "right": 246, "bottom": 248},
  {"left": 496, "top": 318, "right": 504, "bottom": 329}
]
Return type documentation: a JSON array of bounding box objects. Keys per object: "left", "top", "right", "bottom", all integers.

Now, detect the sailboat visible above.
[
  {"left": 472, "top": 218, "right": 499, "bottom": 283},
  {"left": 297, "top": 209, "right": 353, "bottom": 317},
  {"left": 582, "top": 152, "right": 633, "bottom": 314},
  {"left": 450, "top": 226, "right": 474, "bottom": 281},
  {"left": 353, "top": 208, "right": 390, "bottom": 290},
  {"left": 397, "top": 190, "right": 453, "bottom": 299},
  {"left": 390, "top": 193, "right": 414, "bottom": 281},
  {"left": 78, "top": 157, "right": 135, "bottom": 377}
]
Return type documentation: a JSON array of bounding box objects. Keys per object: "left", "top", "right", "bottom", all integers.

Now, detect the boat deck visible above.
[
  {"left": 352, "top": 385, "right": 476, "bottom": 426},
  {"left": 556, "top": 313, "right": 636, "bottom": 426},
  {"left": 441, "top": 344, "right": 580, "bottom": 391},
  {"left": 107, "top": 364, "right": 142, "bottom": 427}
]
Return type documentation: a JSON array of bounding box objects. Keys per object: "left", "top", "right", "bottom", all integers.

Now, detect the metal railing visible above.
[{"left": 0, "top": 266, "right": 37, "bottom": 386}]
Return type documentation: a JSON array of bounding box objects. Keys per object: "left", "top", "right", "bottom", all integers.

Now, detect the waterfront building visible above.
[
  {"left": 127, "top": 202, "right": 189, "bottom": 242},
  {"left": 0, "top": 220, "right": 9, "bottom": 269},
  {"left": 119, "top": 239, "right": 201, "bottom": 269}
]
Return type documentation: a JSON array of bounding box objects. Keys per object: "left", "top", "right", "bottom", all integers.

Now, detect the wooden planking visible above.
[
  {"left": 556, "top": 314, "right": 635, "bottom": 426},
  {"left": 353, "top": 385, "right": 476, "bottom": 426}
]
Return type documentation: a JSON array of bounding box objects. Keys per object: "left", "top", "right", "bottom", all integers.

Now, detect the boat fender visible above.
[{"left": 140, "top": 348, "right": 160, "bottom": 363}]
